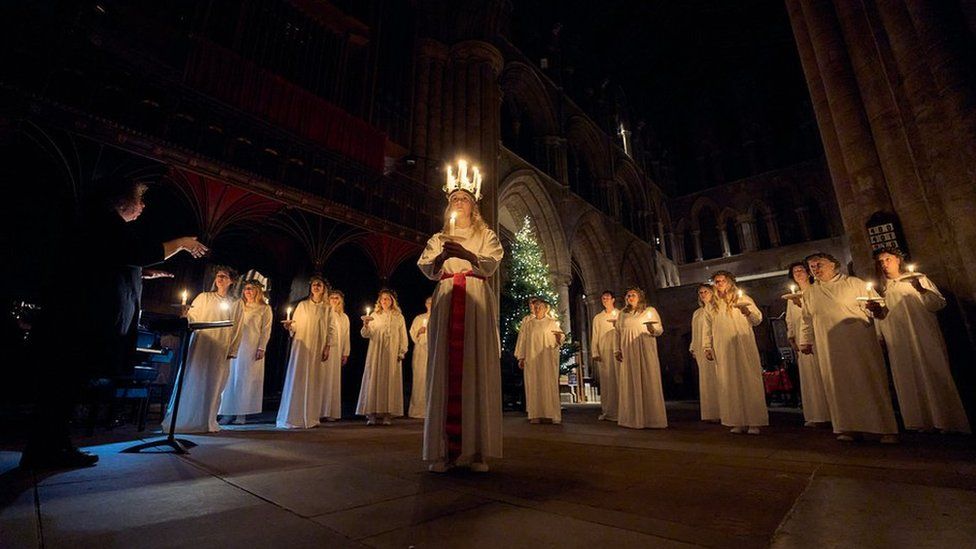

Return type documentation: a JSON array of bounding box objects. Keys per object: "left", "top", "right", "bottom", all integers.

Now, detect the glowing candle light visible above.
[
  {"left": 449, "top": 211, "right": 457, "bottom": 236},
  {"left": 366, "top": 306, "right": 372, "bottom": 316},
  {"left": 181, "top": 289, "right": 188, "bottom": 306},
  {"left": 737, "top": 289, "right": 744, "bottom": 299},
  {"left": 423, "top": 317, "right": 428, "bottom": 327},
  {"left": 220, "top": 301, "right": 230, "bottom": 312},
  {"left": 789, "top": 284, "right": 797, "bottom": 294},
  {"left": 907, "top": 263, "right": 916, "bottom": 273},
  {"left": 866, "top": 281, "right": 874, "bottom": 293},
  {"left": 286, "top": 306, "right": 293, "bottom": 321}
]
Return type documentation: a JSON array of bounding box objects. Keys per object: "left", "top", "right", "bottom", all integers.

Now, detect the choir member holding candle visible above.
[
  {"left": 873, "top": 249, "right": 970, "bottom": 434},
  {"left": 515, "top": 297, "right": 563, "bottom": 424},
  {"left": 785, "top": 262, "right": 830, "bottom": 427},
  {"left": 799, "top": 253, "right": 898, "bottom": 443},
  {"left": 163, "top": 266, "right": 244, "bottom": 433},
  {"left": 219, "top": 278, "right": 272, "bottom": 425},
  {"left": 319, "top": 290, "right": 351, "bottom": 422},
  {"left": 408, "top": 297, "right": 433, "bottom": 418},
  {"left": 417, "top": 160, "right": 503, "bottom": 473},
  {"left": 613, "top": 287, "right": 667, "bottom": 429},
  {"left": 357, "top": 289, "right": 409, "bottom": 425},
  {"left": 276, "top": 275, "right": 335, "bottom": 429},
  {"left": 702, "top": 272, "right": 768, "bottom": 434},
  {"left": 690, "top": 284, "right": 720, "bottom": 422},
  {"left": 591, "top": 290, "right": 621, "bottom": 421}
]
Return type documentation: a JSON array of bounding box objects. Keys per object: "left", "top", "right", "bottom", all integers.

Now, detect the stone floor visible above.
[{"left": 2, "top": 403, "right": 976, "bottom": 548}]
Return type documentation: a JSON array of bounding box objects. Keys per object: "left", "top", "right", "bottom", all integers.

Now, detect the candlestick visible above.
[
  {"left": 286, "top": 306, "right": 293, "bottom": 321},
  {"left": 449, "top": 211, "right": 457, "bottom": 236},
  {"left": 181, "top": 290, "right": 188, "bottom": 306}
]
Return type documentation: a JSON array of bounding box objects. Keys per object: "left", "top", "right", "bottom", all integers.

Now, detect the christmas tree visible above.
[{"left": 501, "top": 216, "right": 561, "bottom": 354}]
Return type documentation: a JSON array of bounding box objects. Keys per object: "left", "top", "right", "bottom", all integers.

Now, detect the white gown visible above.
[
  {"left": 615, "top": 308, "right": 668, "bottom": 429},
  {"left": 219, "top": 301, "right": 272, "bottom": 416},
  {"left": 800, "top": 274, "right": 897, "bottom": 435},
  {"left": 591, "top": 309, "right": 620, "bottom": 420},
  {"left": 356, "top": 311, "right": 408, "bottom": 416},
  {"left": 702, "top": 297, "right": 769, "bottom": 428},
  {"left": 786, "top": 298, "right": 830, "bottom": 423},
  {"left": 690, "top": 307, "right": 720, "bottom": 421},
  {"left": 162, "top": 292, "right": 243, "bottom": 433},
  {"left": 515, "top": 315, "right": 562, "bottom": 422},
  {"left": 276, "top": 299, "right": 335, "bottom": 429},
  {"left": 417, "top": 225, "right": 504, "bottom": 462},
  {"left": 320, "top": 311, "right": 350, "bottom": 420},
  {"left": 408, "top": 313, "right": 430, "bottom": 418},
  {"left": 877, "top": 274, "right": 970, "bottom": 433}
]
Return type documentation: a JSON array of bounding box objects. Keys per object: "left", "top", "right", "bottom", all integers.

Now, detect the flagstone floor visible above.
[{"left": 2, "top": 403, "right": 975, "bottom": 548}]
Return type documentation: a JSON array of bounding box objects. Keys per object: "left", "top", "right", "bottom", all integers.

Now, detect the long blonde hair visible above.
[
  {"left": 441, "top": 192, "right": 487, "bottom": 235},
  {"left": 240, "top": 281, "right": 267, "bottom": 305},
  {"left": 709, "top": 270, "right": 741, "bottom": 315},
  {"left": 696, "top": 283, "right": 714, "bottom": 308},
  {"left": 329, "top": 290, "right": 345, "bottom": 314},
  {"left": 373, "top": 289, "right": 402, "bottom": 316},
  {"left": 622, "top": 287, "right": 648, "bottom": 314}
]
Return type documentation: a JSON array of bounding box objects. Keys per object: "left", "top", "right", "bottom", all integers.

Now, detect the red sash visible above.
[{"left": 440, "top": 271, "right": 484, "bottom": 462}]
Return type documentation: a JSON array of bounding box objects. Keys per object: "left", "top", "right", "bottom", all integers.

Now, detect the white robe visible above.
[
  {"left": 615, "top": 308, "right": 667, "bottom": 429},
  {"left": 408, "top": 313, "right": 430, "bottom": 418},
  {"left": 786, "top": 297, "right": 830, "bottom": 423},
  {"left": 515, "top": 315, "right": 562, "bottom": 421},
  {"left": 591, "top": 309, "right": 620, "bottom": 420},
  {"left": 702, "top": 297, "right": 769, "bottom": 428},
  {"left": 219, "top": 302, "right": 272, "bottom": 416},
  {"left": 800, "top": 274, "right": 897, "bottom": 434},
  {"left": 877, "top": 274, "right": 970, "bottom": 433},
  {"left": 356, "top": 311, "right": 408, "bottom": 416},
  {"left": 690, "top": 307, "right": 720, "bottom": 421},
  {"left": 162, "top": 292, "right": 243, "bottom": 433},
  {"left": 276, "top": 299, "right": 335, "bottom": 429},
  {"left": 418, "top": 225, "right": 504, "bottom": 462},
  {"left": 320, "top": 311, "right": 350, "bottom": 419}
]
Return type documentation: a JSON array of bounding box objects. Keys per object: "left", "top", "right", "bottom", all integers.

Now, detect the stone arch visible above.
[
  {"left": 748, "top": 199, "right": 776, "bottom": 250},
  {"left": 568, "top": 209, "right": 617, "bottom": 297},
  {"left": 498, "top": 169, "right": 571, "bottom": 278},
  {"left": 566, "top": 116, "right": 611, "bottom": 210},
  {"left": 499, "top": 62, "right": 559, "bottom": 137},
  {"left": 614, "top": 158, "right": 649, "bottom": 238},
  {"left": 690, "top": 196, "right": 723, "bottom": 259},
  {"left": 619, "top": 239, "right": 657, "bottom": 292}
]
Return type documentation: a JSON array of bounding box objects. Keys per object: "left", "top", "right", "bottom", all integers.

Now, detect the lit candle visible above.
[
  {"left": 907, "top": 263, "right": 916, "bottom": 273},
  {"left": 422, "top": 317, "right": 428, "bottom": 327},
  {"left": 789, "top": 284, "right": 797, "bottom": 294},
  {"left": 181, "top": 289, "right": 188, "bottom": 306},
  {"left": 737, "top": 289, "right": 744, "bottom": 299},
  {"left": 220, "top": 301, "right": 230, "bottom": 312},
  {"left": 866, "top": 281, "right": 874, "bottom": 293},
  {"left": 611, "top": 309, "right": 618, "bottom": 319},
  {"left": 449, "top": 211, "right": 457, "bottom": 236},
  {"left": 286, "top": 306, "right": 293, "bottom": 321},
  {"left": 366, "top": 306, "right": 372, "bottom": 316}
]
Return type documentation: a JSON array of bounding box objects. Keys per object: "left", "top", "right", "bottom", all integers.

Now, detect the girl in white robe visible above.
[
  {"left": 702, "top": 271, "right": 768, "bottom": 434},
  {"left": 785, "top": 262, "right": 830, "bottom": 426},
  {"left": 799, "top": 253, "right": 898, "bottom": 442},
  {"left": 357, "top": 290, "right": 408, "bottom": 424},
  {"left": 219, "top": 279, "right": 272, "bottom": 424},
  {"left": 690, "top": 284, "right": 720, "bottom": 422},
  {"left": 417, "top": 188, "right": 503, "bottom": 473},
  {"left": 590, "top": 291, "right": 619, "bottom": 421},
  {"left": 515, "top": 300, "right": 563, "bottom": 424},
  {"left": 276, "top": 276, "right": 335, "bottom": 429},
  {"left": 320, "top": 290, "right": 351, "bottom": 421},
  {"left": 613, "top": 287, "right": 667, "bottom": 429},
  {"left": 874, "top": 250, "right": 970, "bottom": 433},
  {"left": 408, "top": 297, "right": 432, "bottom": 418},
  {"left": 163, "top": 267, "right": 243, "bottom": 434}
]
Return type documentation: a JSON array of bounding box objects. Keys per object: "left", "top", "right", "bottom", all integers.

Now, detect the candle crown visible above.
[{"left": 443, "top": 158, "right": 483, "bottom": 201}]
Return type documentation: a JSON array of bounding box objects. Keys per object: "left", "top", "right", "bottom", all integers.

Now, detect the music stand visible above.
[{"left": 122, "top": 319, "right": 234, "bottom": 454}]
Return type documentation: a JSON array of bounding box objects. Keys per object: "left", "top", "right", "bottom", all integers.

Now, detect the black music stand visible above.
[{"left": 122, "top": 318, "right": 234, "bottom": 454}]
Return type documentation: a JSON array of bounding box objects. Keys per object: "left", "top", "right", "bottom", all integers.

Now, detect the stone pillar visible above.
[
  {"left": 794, "top": 206, "right": 811, "bottom": 241},
  {"left": 718, "top": 226, "right": 732, "bottom": 257},
  {"left": 536, "top": 135, "right": 569, "bottom": 185},
  {"left": 413, "top": 39, "right": 448, "bottom": 182},
  {"left": 554, "top": 273, "right": 572, "bottom": 335},
  {"left": 691, "top": 230, "right": 703, "bottom": 262},
  {"left": 736, "top": 215, "right": 756, "bottom": 252},
  {"left": 764, "top": 213, "right": 781, "bottom": 248},
  {"left": 656, "top": 221, "right": 666, "bottom": 255},
  {"left": 667, "top": 232, "right": 679, "bottom": 263}
]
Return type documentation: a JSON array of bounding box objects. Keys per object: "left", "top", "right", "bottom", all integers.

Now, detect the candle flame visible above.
[
  {"left": 907, "top": 263, "right": 916, "bottom": 273},
  {"left": 866, "top": 281, "right": 874, "bottom": 292},
  {"left": 789, "top": 284, "right": 797, "bottom": 293}
]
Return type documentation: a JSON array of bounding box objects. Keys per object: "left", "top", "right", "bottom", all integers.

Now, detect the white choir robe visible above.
[
  {"left": 515, "top": 315, "right": 562, "bottom": 422},
  {"left": 702, "top": 297, "right": 769, "bottom": 428},
  {"left": 417, "top": 225, "right": 504, "bottom": 462},
  {"left": 356, "top": 311, "right": 408, "bottom": 417},
  {"left": 799, "top": 274, "right": 897, "bottom": 434},
  {"left": 877, "top": 275, "right": 970, "bottom": 433},
  {"left": 786, "top": 298, "right": 830, "bottom": 423},
  {"left": 615, "top": 308, "right": 668, "bottom": 429},
  {"left": 591, "top": 309, "right": 620, "bottom": 420},
  {"left": 219, "top": 302, "right": 272, "bottom": 416},
  {"left": 276, "top": 300, "right": 335, "bottom": 429},
  {"left": 162, "top": 292, "right": 243, "bottom": 433},
  {"left": 320, "top": 311, "right": 350, "bottom": 420},
  {"left": 408, "top": 313, "right": 430, "bottom": 418},
  {"left": 690, "top": 307, "right": 720, "bottom": 421}
]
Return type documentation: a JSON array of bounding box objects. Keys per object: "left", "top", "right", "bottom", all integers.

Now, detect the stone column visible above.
[
  {"left": 736, "top": 214, "right": 757, "bottom": 252},
  {"left": 667, "top": 232, "right": 679, "bottom": 263},
  {"left": 554, "top": 273, "right": 572, "bottom": 335},
  {"left": 764, "top": 213, "right": 781, "bottom": 248},
  {"left": 413, "top": 39, "right": 448, "bottom": 183},
  {"left": 794, "top": 206, "right": 811, "bottom": 241},
  {"left": 656, "top": 221, "right": 666, "bottom": 255},
  {"left": 691, "top": 230, "right": 703, "bottom": 262},
  {"left": 536, "top": 135, "right": 569, "bottom": 185},
  {"left": 718, "top": 226, "right": 732, "bottom": 257}
]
